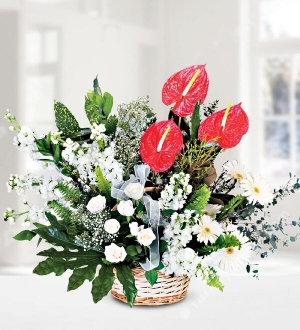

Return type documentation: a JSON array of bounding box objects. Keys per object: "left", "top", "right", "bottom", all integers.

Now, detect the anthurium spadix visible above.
[
  {"left": 139, "top": 120, "right": 183, "bottom": 172},
  {"left": 198, "top": 103, "right": 249, "bottom": 149},
  {"left": 162, "top": 64, "right": 209, "bottom": 117}
]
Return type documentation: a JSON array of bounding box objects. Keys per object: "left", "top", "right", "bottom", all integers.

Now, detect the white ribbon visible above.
[{"left": 111, "top": 164, "right": 160, "bottom": 271}]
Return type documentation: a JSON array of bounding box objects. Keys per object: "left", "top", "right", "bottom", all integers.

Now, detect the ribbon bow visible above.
[{"left": 111, "top": 164, "right": 161, "bottom": 271}]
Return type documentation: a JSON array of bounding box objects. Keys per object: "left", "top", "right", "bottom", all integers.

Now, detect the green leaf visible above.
[
  {"left": 91, "top": 265, "right": 115, "bottom": 303},
  {"left": 54, "top": 101, "right": 81, "bottom": 138},
  {"left": 85, "top": 97, "right": 103, "bottom": 125},
  {"left": 93, "top": 75, "right": 102, "bottom": 95},
  {"left": 145, "top": 269, "right": 158, "bottom": 286},
  {"left": 13, "top": 230, "right": 36, "bottom": 241},
  {"left": 37, "top": 247, "right": 102, "bottom": 258},
  {"left": 207, "top": 275, "right": 224, "bottom": 291},
  {"left": 185, "top": 185, "right": 211, "bottom": 214},
  {"left": 115, "top": 264, "right": 137, "bottom": 307},
  {"left": 290, "top": 236, "right": 297, "bottom": 242},
  {"left": 159, "top": 240, "right": 168, "bottom": 253},
  {"left": 126, "top": 245, "right": 139, "bottom": 256},
  {"left": 190, "top": 101, "right": 201, "bottom": 140},
  {"left": 95, "top": 167, "right": 112, "bottom": 201},
  {"left": 246, "top": 264, "right": 250, "bottom": 273},
  {"left": 34, "top": 226, "right": 80, "bottom": 250},
  {"left": 44, "top": 212, "right": 64, "bottom": 230},
  {"left": 103, "top": 92, "right": 113, "bottom": 117},
  {"left": 52, "top": 143, "right": 61, "bottom": 163},
  {"left": 155, "top": 261, "right": 165, "bottom": 271},
  {"left": 68, "top": 265, "right": 97, "bottom": 291},
  {"left": 215, "top": 234, "right": 241, "bottom": 249},
  {"left": 104, "top": 115, "right": 118, "bottom": 135},
  {"left": 33, "top": 257, "right": 67, "bottom": 276}
]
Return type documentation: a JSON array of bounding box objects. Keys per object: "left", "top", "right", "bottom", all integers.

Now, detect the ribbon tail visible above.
[{"left": 139, "top": 226, "right": 160, "bottom": 271}]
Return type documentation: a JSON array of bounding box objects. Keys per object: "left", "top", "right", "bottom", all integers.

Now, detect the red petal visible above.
[
  {"left": 162, "top": 65, "right": 209, "bottom": 117},
  {"left": 140, "top": 120, "right": 183, "bottom": 172},
  {"left": 198, "top": 103, "right": 249, "bottom": 149}
]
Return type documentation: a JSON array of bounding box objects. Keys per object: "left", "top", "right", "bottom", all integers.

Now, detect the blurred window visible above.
[{"left": 257, "top": 0, "right": 300, "bottom": 180}]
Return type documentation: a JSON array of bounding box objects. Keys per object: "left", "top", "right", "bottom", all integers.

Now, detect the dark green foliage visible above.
[
  {"left": 104, "top": 115, "right": 118, "bottom": 135},
  {"left": 217, "top": 195, "right": 246, "bottom": 221},
  {"left": 145, "top": 269, "right": 158, "bottom": 286},
  {"left": 91, "top": 265, "right": 115, "bottom": 303},
  {"left": 115, "top": 264, "right": 137, "bottom": 307},
  {"left": 54, "top": 101, "right": 81, "bottom": 138},
  {"left": 203, "top": 100, "right": 219, "bottom": 117},
  {"left": 68, "top": 265, "right": 97, "bottom": 291},
  {"left": 13, "top": 230, "right": 36, "bottom": 241},
  {"left": 190, "top": 101, "right": 201, "bottom": 140}
]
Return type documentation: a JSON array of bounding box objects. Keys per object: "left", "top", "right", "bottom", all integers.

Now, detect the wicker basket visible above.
[{"left": 111, "top": 267, "right": 190, "bottom": 306}]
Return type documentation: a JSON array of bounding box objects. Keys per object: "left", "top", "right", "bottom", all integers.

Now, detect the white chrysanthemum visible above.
[
  {"left": 201, "top": 204, "right": 222, "bottom": 219},
  {"left": 209, "top": 243, "right": 253, "bottom": 272},
  {"left": 223, "top": 160, "right": 249, "bottom": 182},
  {"left": 240, "top": 174, "right": 273, "bottom": 205},
  {"left": 194, "top": 215, "right": 223, "bottom": 245}
]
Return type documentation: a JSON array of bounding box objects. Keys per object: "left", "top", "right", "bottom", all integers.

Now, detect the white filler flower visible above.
[
  {"left": 137, "top": 227, "right": 156, "bottom": 246},
  {"left": 104, "top": 243, "right": 127, "bottom": 263},
  {"left": 117, "top": 200, "right": 135, "bottom": 216},
  {"left": 104, "top": 219, "right": 120, "bottom": 234},
  {"left": 223, "top": 160, "right": 249, "bottom": 182},
  {"left": 124, "top": 182, "right": 144, "bottom": 200},
  {"left": 194, "top": 214, "right": 223, "bottom": 245},
  {"left": 86, "top": 195, "right": 106, "bottom": 213},
  {"left": 240, "top": 174, "right": 273, "bottom": 205}
]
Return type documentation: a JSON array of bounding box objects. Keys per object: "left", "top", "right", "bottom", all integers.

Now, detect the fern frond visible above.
[
  {"left": 217, "top": 195, "right": 246, "bottom": 220},
  {"left": 56, "top": 182, "right": 85, "bottom": 205},
  {"left": 48, "top": 201, "right": 73, "bottom": 224},
  {"left": 185, "top": 185, "right": 211, "bottom": 214},
  {"left": 95, "top": 167, "right": 112, "bottom": 201}
]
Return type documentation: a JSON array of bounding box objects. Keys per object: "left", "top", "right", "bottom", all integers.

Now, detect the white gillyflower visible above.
[
  {"left": 104, "top": 219, "right": 120, "bottom": 234},
  {"left": 223, "top": 160, "right": 249, "bottom": 182},
  {"left": 104, "top": 243, "right": 127, "bottom": 263},
  {"left": 117, "top": 200, "right": 135, "bottom": 216},
  {"left": 124, "top": 182, "right": 144, "bottom": 200},
  {"left": 193, "top": 214, "right": 223, "bottom": 245},
  {"left": 240, "top": 174, "right": 273, "bottom": 205},
  {"left": 86, "top": 195, "right": 106, "bottom": 213},
  {"left": 137, "top": 227, "right": 156, "bottom": 246}
]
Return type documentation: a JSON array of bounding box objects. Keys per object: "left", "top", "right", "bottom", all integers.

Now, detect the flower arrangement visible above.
[{"left": 3, "top": 65, "right": 300, "bottom": 307}]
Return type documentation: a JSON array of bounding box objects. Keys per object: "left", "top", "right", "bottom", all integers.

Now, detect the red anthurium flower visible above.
[
  {"left": 198, "top": 103, "right": 249, "bottom": 149},
  {"left": 140, "top": 120, "right": 183, "bottom": 172},
  {"left": 162, "top": 64, "right": 209, "bottom": 117}
]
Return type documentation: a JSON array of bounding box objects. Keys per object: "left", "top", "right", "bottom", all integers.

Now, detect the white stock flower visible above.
[
  {"left": 104, "top": 243, "right": 127, "bottom": 263},
  {"left": 240, "top": 174, "right": 273, "bottom": 205},
  {"left": 137, "top": 227, "right": 156, "bottom": 246},
  {"left": 124, "top": 182, "right": 144, "bottom": 200},
  {"left": 117, "top": 200, "right": 135, "bottom": 216},
  {"left": 104, "top": 219, "right": 120, "bottom": 234},
  {"left": 86, "top": 195, "right": 106, "bottom": 213}
]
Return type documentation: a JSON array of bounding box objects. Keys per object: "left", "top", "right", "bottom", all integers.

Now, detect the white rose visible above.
[
  {"left": 104, "top": 219, "right": 120, "bottom": 234},
  {"left": 129, "top": 222, "right": 143, "bottom": 236},
  {"left": 86, "top": 195, "right": 106, "bottom": 213},
  {"left": 124, "top": 182, "right": 144, "bottom": 200},
  {"left": 104, "top": 243, "right": 127, "bottom": 263},
  {"left": 137, "top": 228, "right": 156, "bottom": 246},
  {"left": 117, "top": 200, "right": 135, "bottom": 216}
]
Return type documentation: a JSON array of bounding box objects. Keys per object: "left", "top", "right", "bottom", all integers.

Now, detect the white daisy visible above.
[
  {"left": 201, "top": 204, "right": 222, "bottom": 219},
  {"left": 223, "top": 160, "right": 249, "bottom": 182},
  {"left": 209, "top": 243, "right": 253, "bottom": 272},
  {"left": 240, "top": 174, "right": 273, "bottom": 205},
  {"left": 193, "top": 214, "right": 223, "bottom": 245}
]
